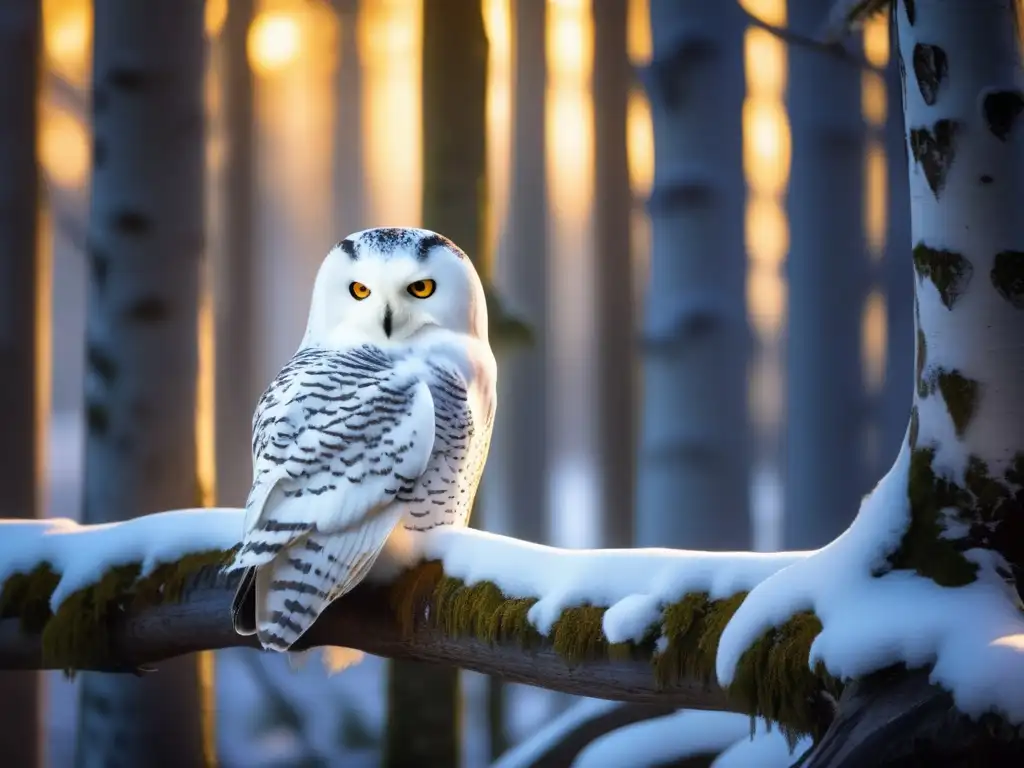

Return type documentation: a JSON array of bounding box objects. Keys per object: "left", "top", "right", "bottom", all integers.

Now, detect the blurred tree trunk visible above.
[
  {"left": 880, "top": 24, "right": 914, "bottom": 477},
  {"left": 384, "top": 1, "right": 487, "bottom": 765},
  {"left": 331, "top": 0, "right": 366, "bottom": 238},
  {"left": 635, "top": 0, "right": 750, "bottom": 549},
  {"left": 592, "top": 0, "right": 635, "bottom": 548},
  {"left": 214, "top": 0, "right": 257, "bottom": 508},
  {"left": 0, "top": 2, "right": 42, "bottom": 766},
  {"left": 783, "top": 1, "right": 870, "bottom": 549},
  {"left": 75, "top": 3, "right": 212, "bottom": 767}
]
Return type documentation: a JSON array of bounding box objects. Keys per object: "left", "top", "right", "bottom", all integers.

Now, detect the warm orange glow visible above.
[
  {"left": 744, "top": 28, "right": 787, "bottom": 95},
  {"left": 360, "top": 0, "right": 422, "bottom": 226},
  {"left": 627, "top": 88, "right": 654, "bottom": 197},
  {"left": 865, "top": 140, "right": 887, "bottom": 257},
  {"left": 863, "top": 13, "right": 890, "bottom": 68},
  {"left": 484, "top": 0, "right": 512, "bottom": 254},
  {"left": 206, "top": 0, "right": 228, "bottom": 37},
  {"left": 861, "top": 290, "right": 887, "bottom": 393},
  {"left": 748, "top": 264, "right": 786, "bottom": 339},
  {"left": 861, "top": 71, "right": 887, "bottom": 127},
  {"left": 627, "top": 0, "right": 651, "bottom": 66},
  {"left": 741, "top": 0, "right": 786, "bottom": 27},
  {"left": 743, "top": 100, "right": 791, "bottom": 196},
  {"left": 43, "top": 0, "right": 92, "bottom": 87},
  {"left": 745, "top": 197, "right": 789, "bottom": 268},
  {"left": 547, "top": 0, "right": 593, "bottom": 85},
  {"left": 248, "top": 11, "right": 302, "bottom": 75},
  {"left": 39, "top": 103, "right": 89, "bottom": 188},
  {"left": 196, "top": 265, "right": 217, "bottom": 507}
]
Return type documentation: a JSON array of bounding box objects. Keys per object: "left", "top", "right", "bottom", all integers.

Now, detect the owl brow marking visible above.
[
  {"left": 336, "top": 238, "right": 357, "bottom": 260},
  {"left": 416, "top": 233, "right": 466, "bottom": 262}
]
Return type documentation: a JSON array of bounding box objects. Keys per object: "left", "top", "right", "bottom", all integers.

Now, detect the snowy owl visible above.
[{"left": 226, "top": 227, "right": 497, "bottom": 653}]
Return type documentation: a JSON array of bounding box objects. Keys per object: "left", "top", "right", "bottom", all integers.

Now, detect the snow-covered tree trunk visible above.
[
  {"left": 592, "top": 0, "right": 635, "bottom": 548},
  {"left": 805, "top": 0, "right": 1024, "bottom": 761},
  {"left": 214, "top": 0, "right": 258, "bottom": 508},
  {"left": 76, "top": 3, "right": 211, "bottom": 766},
  {"left": 0, "top": 3, "right": 42, "bottom": 765},
  {"left": 784, "top": 3, "right": 871, "bottom": 548},
  {"left": 635, "top": 0, "right": 751, "bottom": 548},
  {"left": 384, "top": 1, "right": 488, "bottom": 764}
]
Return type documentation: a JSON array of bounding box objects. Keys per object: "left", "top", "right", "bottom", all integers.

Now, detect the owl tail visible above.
[{"left": 253, "top": 508, "right": 404, "bottom": 653}]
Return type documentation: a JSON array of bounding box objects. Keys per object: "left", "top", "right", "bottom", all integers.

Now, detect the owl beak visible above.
[{"left": 383, "top": 304, "right": 393, "bottom": 338}]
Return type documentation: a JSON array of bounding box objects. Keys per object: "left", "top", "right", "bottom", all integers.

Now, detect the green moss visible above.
[
  {"left": 912, "top": 243, "right": 973, "bottom": 309},
  {"left": 0, "top": 547, "right": 236, "bottom": 672},
  {"left": 935, "top": 369, "right": 979, "bottom": 438}
]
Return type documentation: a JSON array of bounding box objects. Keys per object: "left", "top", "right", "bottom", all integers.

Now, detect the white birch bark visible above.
[
  {"left": 75, "top": 2, "right": 211, "bottom": 766},
  {"left": 635, "top": 0, "right": 751, "bottom": 548}
]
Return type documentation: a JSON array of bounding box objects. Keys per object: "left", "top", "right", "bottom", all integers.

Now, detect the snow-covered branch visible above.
[{"left": 0, "top": 511, "right": 835, "bottom": 736}]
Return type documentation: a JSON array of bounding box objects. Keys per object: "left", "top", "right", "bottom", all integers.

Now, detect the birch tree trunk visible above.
[
  {"left": 75, "top": 3, "right": 211, "bottom": 766},
  {"left": 214, "top": 0, "right": 257, "bottom": 509},
  {"left": 808, "top": 1, "right": 1024, "bottom": 762},
  {"left": 384, "top": 1, "right": 487, "bottom": 764},
  {"left": 635, "top": 0, "right": 750, "bottom": 549},
  {"left": 592, "top": 0, "right": 635, "bottom": 548},
  {"left": 331, "top": 0, "right": 366, "bottom": 239},
  {"left": 784, "top": 3, "right": 871, "bottom": 549},
  {"left": 0, "top": 2, "right": 42, "bottom": 766}
]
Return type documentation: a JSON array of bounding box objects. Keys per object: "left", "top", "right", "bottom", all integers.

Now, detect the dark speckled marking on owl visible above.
[
  {"left": 337, "top": 238, "right": 357, "bottom": 259},
  {"left": 417, "top": 233, "right": 467, "bottom": 261},
  {"left": 350, "top": 227, "right": 468, "bottom": 262}
]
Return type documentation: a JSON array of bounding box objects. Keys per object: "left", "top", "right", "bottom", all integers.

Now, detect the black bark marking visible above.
[
  {"left": 87, "top": 401, "right": 110, "bottom": 435},
  {"left": 980, "top": 174, "right": 994, "bottom": 185},
  {"left": 645, "top": 38, "right": 718, "bottom": 112},
  {"left": 982, "top": 90, "right": 1024, "bottom": 142},
  {"left": 90, "top": 248, "right": 110, "bottom": 295},
  {"left": 911, "top": 44, "right": 947, "bottom": 106},
  {"left": 908, "top": 405, "right": 919, "bottom": 449},
  {"left": 904, "top": 0, "right": 915, "bottom": 25},
  {"left": 87, "top": 344, "right": 118, "bottom": 385},
  {"left": 909, "top": 120, "right": 959, "bottom": 198},
  {"left": 912, "top": 243, "right": 973, "bottom": 310},
  {"left": 990, "top": 250, "right": 1024, "bottom": 309},
  {"left": 107, "top": 67, "right": 152, "bottom": 91},
  {"left": 123, "top": 296, "right": 169, "bottom": 324},
  {"left": 93, "top": 137, "right": 107, "bottom": 168},
  {"left": 935, "top": 369, "right": 979, "bottom": 438},
  {"left": 111, "top": 210, "right": 152, "bottom": 235},
  {"left": 915, "top": 328, "right": 928, "bottom": 398}
]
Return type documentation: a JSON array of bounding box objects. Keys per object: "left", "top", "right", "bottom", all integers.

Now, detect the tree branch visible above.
[
  {"left": 0, "top": 565, "right": 737, "bottom": 712},
  {"left": 737, "top": 2, "right": 884, "bottom": 74}
]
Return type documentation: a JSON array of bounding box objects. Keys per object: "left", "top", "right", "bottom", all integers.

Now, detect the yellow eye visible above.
[
  {"left": 349, "top": 281, "right": 371, "bottom": 300},
  {"left": 407, "top": 279, "right": 436, "bottom": 299}
]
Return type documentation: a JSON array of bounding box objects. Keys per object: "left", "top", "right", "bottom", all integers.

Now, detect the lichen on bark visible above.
[
  {"left": 909, "top": 120, "right": 959, "bottom": 198},
  {"left": 912, "top": 43, "right": 948, "bottom": 106},
  {"left": 935, "top": 369, "right": 979, "bottom": 437}
]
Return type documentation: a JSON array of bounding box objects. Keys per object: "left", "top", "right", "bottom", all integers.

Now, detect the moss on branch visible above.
[{"left": 1, "top": 549, "right": 838, "bottom": 739}]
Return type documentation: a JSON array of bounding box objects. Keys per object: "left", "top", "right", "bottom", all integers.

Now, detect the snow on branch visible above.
[{"left": 0, "top": 510, "right": 835, "bottom": 737}]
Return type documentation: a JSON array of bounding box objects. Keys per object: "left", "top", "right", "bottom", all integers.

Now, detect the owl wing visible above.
[{"left": 226, "top": 344, "right": 436, "bottom": 651}]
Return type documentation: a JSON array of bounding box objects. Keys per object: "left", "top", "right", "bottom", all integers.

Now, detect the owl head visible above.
[{"left": 302, "top": 227, "right": 489, "bottom": 349}]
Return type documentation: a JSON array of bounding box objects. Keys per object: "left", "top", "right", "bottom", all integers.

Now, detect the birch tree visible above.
[
  {"left": 784, "top": 2, "right": 871, "bottom": 548},
  {"left": 0, "top": 3, "right": 41, "bottom": 765},
  {"left": 385, "top": 1, "right": 488, "bottom": 764},
  {"left": 636, "top": 0, "right": 751, "bottom": 548},
  {"left": 76, "top": 2, "right": 211, "bottom": 765}
]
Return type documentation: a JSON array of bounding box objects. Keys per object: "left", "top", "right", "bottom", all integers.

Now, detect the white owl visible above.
[{"left": 225, "top": 227, "right": 497, "bottom": 653}]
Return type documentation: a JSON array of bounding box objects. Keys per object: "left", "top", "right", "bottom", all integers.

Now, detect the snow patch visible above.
[
  {"left": 571, "top": 710, "right": 751, "bottom": 768},
  {"left": 710, "top": 723, "right": 812, "bottom": 768},
  {"left": 491, "top": 698, "right": 619, "bottom": 768},
  {"left": 0, "top": 509, "right": 243, "bottom": 611},
  {"left": 402, "top": 526, "right": 808, "bottom": 638},
  {"left": 716, "top": 439, "right": 1024, "bottom": 724}
]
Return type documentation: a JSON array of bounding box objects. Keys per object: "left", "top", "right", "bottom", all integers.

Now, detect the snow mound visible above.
[
  {"left": 490, "top": 698, "right": 619, "bottom": 768},
  {"left": 0, "top": 509, "right": 243, "bottom": 612},
  {"left": 571, "top": 710, "right": 751, "bottom": 768},
  {"left": 710, "top": 723, "right": 812, "bottom": 768},
  {"left": 398, "top": 526, "right": 808, "bottom": 641},
  {"left": 716, "top": 439, "right": 1024, "bottom": 724}
]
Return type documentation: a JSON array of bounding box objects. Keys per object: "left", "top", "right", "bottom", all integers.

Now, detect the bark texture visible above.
[
  {"left": 635, "top": 0, "right": 751, "bottom": 548},
  {"left": 784, "top": 2, "right": 871, "bottom": 548},
  {"left": 0, "top": 2, "right": 42, "bottom": 766},
  {"left": 384, "top": 2, "right": 489, "bottom": 765},
  {"left": 76, "top": 2, "right": 211, "bottom": 766},
  {"left": 805, "top": 1, "right": 1024, "bottom": 763}
]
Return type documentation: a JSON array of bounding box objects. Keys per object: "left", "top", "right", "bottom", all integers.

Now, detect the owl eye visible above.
[
  {"left": 407, "top": 279, "right": 436, "bottom": 299},
  {"left": 349, "top": 281, "right": 371, "bottom": 300}
]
